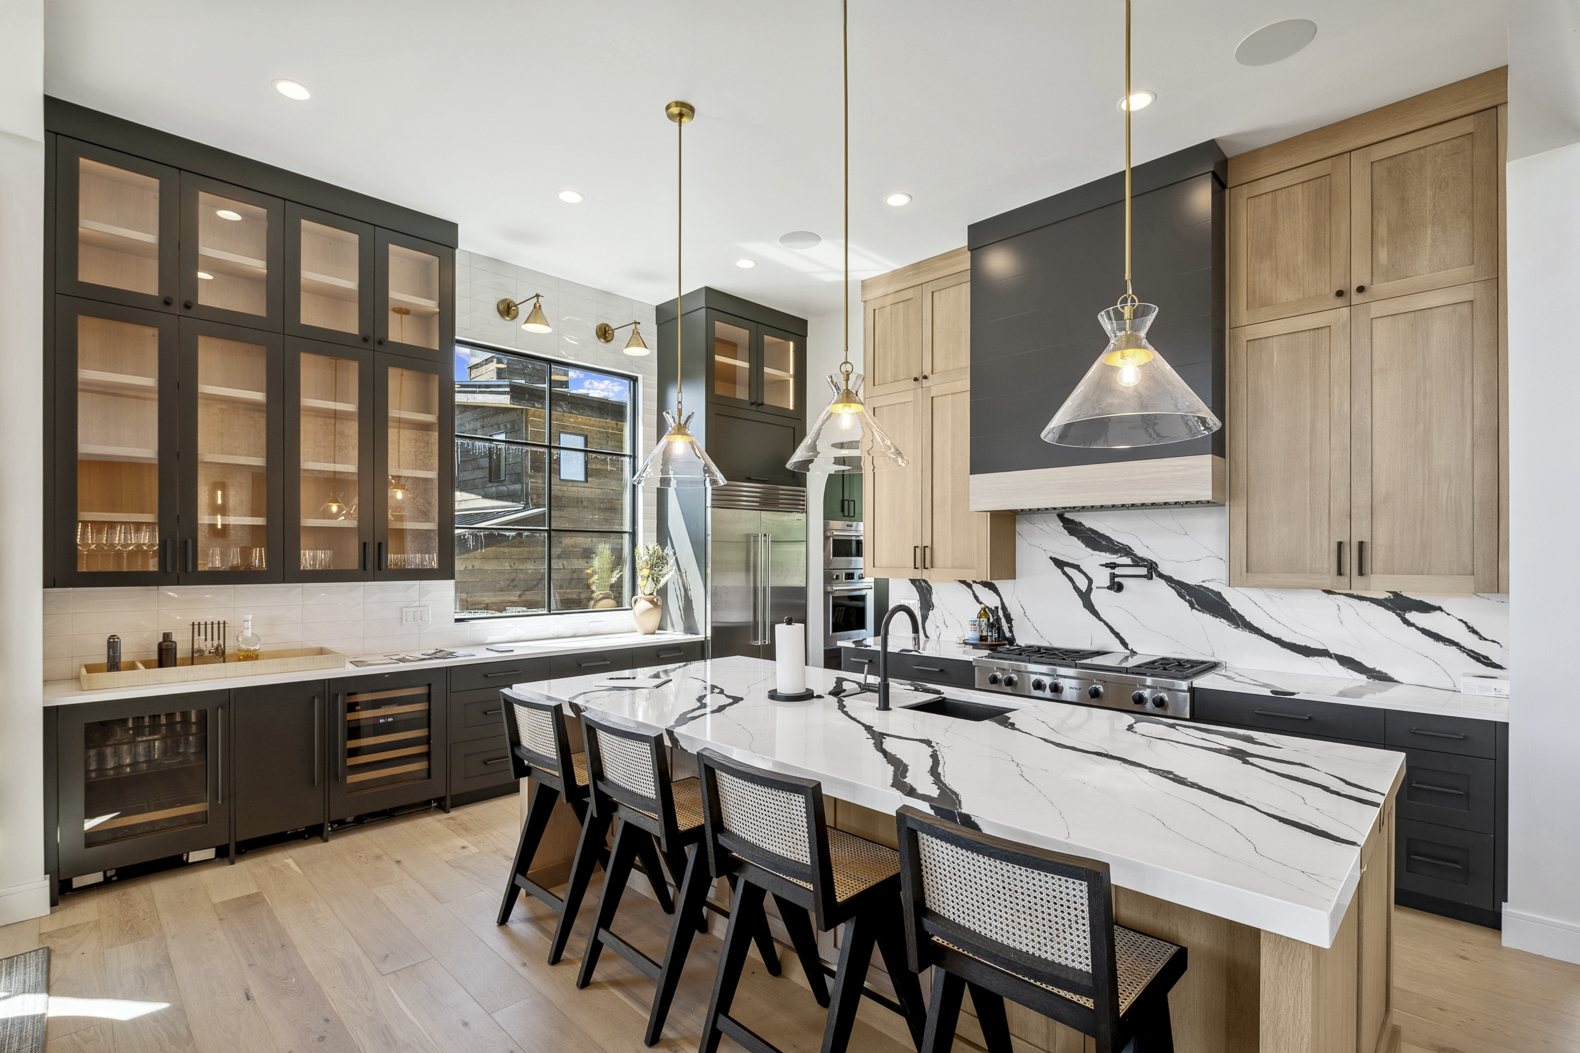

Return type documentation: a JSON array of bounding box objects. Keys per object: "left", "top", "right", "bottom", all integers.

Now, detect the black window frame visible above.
[{"left": 453, "top": 339, "right": 636, "bottom": 620}]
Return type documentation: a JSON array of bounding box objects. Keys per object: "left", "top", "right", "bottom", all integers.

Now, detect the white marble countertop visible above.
[
  {"left": 838, "top": 637, "right": 994, "bottom": 661},
  {"left": 1198, "top": 666, "right": 1509, "bottom": 722},
  {"left": 41, "top": 631, "right": 705, "bottom": 706},
  {"left": 515, "top": 655, "right": 1404, "bottom": 948}
]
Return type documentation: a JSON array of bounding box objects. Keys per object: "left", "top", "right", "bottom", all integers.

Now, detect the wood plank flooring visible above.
[{"left": 3, "top": 794, "right": 1577, "bottom": 1053}]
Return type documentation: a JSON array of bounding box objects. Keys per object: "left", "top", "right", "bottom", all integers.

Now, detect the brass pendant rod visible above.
[
  {"left": 842, "top": 0, "right": 850, "bottom": 375},
  {"left": 1123, "top": 0, "right": 1133, "bottom": 301},
  {"left": 676, "top": 112, "right": 684, "bottom": 417}
]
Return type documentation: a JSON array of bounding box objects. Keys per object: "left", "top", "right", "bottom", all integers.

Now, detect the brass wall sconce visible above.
[
  {"left": 496, "top": 293, "right": 552, "bottom": 333},
  {"left": 596, "top": 320, "right": 649, "bottom": 356}
]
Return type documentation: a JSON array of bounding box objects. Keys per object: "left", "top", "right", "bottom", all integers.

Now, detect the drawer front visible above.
[
  {"left": 450, "top": 656, "right": 552, "bottom": 695},
  {"left": 892, "top": 653, "right": 976, "bottom": 690},
  {"left": 1399, "top": 749, "right": 1496, "bottom": 834},
  {"left": 633, "top": 639, "right": 704, "bottom": 669},
  {"left": 450, "top": 738, "right": 515, "bottom": 796},
  {"left": 550, "top": 650, "right": 633, "bottom": 680},
  {"left": 1396, "top": 819, "right": 1496, "bottom": 908},
  {"left": 449, "top": 689, "right": 510, "bottom": 744},
  {"left": 842, "top": 647, "right": 877, "bottom": 675},
  {"left": 1193, "top": 688, "right": 1385, "bottom": 744},
  {"left": 1385, "top": 710, "right": 1498, "bottom": 759}
]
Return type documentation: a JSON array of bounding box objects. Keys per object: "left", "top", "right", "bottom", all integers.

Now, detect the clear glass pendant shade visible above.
[
  {"left": 633, "top": 410, "right": 727, "bottom": 488},
  {"left": 1041, "top": 303, "right": 1221, "bottom": 448},
  {"left": 788, "top": 373, "right": 908, "bottom": 473}
]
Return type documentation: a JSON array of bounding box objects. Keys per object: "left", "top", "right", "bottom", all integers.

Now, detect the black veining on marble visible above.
[
  {"left": 1058, "top": 514, "right": 1395, "bottom": 682},
  {"left": 1046, "top": 556, "right": 1133, "bottom": 652},
  {"left": 908, "top": 579, "right": 935, "bottom": 638},
  {"left": 1334, "top": 591, "right": 1505, "bottom": 670},
  {"left": 962, "top": 580, "right": 1017, "bottom": 645},
  {"left": 667, "top": 679, "right": 750, "bottom": 731},
  {"left": 1141, "top": 719, "right": 1385, "bottom": 804},
  {"left": 999, "top": 713, "right": 1361, "bottom": 847},
  {"left": 831, "top": 695, "right": 969, "bottom": 815}
]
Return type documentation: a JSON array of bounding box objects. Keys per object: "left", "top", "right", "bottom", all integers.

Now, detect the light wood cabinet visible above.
[
  {"left": 1229, "top": 156, "right": 1350, "bottom": 327},
  {"left": 862, "top": 253, "right": 1014, "bottom": 582}
]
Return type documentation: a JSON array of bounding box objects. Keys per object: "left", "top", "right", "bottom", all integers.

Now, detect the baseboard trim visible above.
[
  {"left": 1502, "top": 904, "right": 1580, "bottom": 965},
  {"left": 1394, "top": 888, "right": 1502, "bottom": 929},
  {"left": 0, "top": 878, "right": 52, "bottom": 926}
]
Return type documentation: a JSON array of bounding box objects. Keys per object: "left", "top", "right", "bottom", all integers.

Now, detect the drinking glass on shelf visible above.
[
  {"left": 208, "top": 548, "right": 223, "bottom": 570},
  {"left": 249, "top": 548, "right": 266, "bottom": 571}
]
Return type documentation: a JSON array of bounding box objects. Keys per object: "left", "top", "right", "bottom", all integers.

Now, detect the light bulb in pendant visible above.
[
  {"left": 836, "top": 411, "right": 855, "bottom": 431},
  {"left": 1118, "top": 363, "right": 1141, "bottom": 387}
]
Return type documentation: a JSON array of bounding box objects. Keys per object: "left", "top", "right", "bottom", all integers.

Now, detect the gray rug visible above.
[{"left": 0, "top": 947, "right": 49, "bottom": 1053}]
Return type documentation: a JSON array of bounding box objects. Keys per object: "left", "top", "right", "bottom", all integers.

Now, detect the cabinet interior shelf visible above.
[
  {"left": 197, "top": 384, "right": 267, "bottom": 404},
  {"left": 198, "top": 246, "right": 266, "bottom": 272},
  {"left": 200, "top": 453, "right": 267, "bottom": 467},
  {"left": 79, "top": 220, "right": 158, "bottom": 249},
  {"left": 389, "top": 468, "right": 438, "bottom": 479},
  {"left": 200, "top": 515, "right": 265, "bottom": 526},
  {"left": 87, "top": 758, "right": 205, "bottom": 783},
  {"left": 301, "top": 398, "right": 358, "bottom": 415},
  {"left": 388, "top": 291, "right": 440, "bottom": 312},
  {"left": 79, "top": 369, "right": 157, "bottom": 393},
  {"left": 79, "top": 444, "right": 158, "bottom": 464},
  {"left": 301, "top": 518, "right": 359, "bottom": 528},
  {"left": 78, "top": 511, "right": 159, "bottom": 523},
  {"left": 389, "top": 409, "right": 439, "bottom": 424},
  {"left": 301, "top": 271, "right": 359, "bottom": 295},
  {"left": 388, "top": 521, "right": 438, "bottom": 531},
  {"left": 762, "top": 365, "right": 795, "bottom": 379},
  {"left": 302, "top": 461, "right": 359, "bottom": 473}
]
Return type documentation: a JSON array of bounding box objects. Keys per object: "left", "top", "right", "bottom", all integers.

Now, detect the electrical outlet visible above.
[{"left": 402, "top": 605, "right": 430, "bottom": 627}]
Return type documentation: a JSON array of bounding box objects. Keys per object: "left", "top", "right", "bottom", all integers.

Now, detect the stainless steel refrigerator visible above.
[{"left": 711, "top": 484, "right": 806, "bottom": 661}]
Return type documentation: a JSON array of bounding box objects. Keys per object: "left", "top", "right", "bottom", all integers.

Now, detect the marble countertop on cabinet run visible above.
[
  {"left": 41, "top": 631, "right": 706, "bottom": 706},
  {"left": 515, "top": 655, "right": 1404, "bottom": 948},
  {"left": 1199, "top": 666, "right": 1509, "bottom": 722},
  {"left": 838, "top": 636, "right": 995, "bottom": 661}
]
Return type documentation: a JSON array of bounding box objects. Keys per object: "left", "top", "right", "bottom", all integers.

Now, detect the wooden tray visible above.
[{"left": 79, "top": 647, "right": 346, "bottom": 690}]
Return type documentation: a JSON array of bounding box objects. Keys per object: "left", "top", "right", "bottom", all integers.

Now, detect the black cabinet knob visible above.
[
  {"left": 1131, "top": 690, "right": 1147, "bottom": 705},
  {"left": 1355, "top": 285, "right": 1366, "bottom": 293},
  {"left": 922, "top": 374, "right": 929, "bottom": 380},
  {"left": 376, "top": 338, "right": 385, "bottom": 345},
  {"left": 912, "top": 376, "right": 919, "bottom": 382},
  {"left": 163, "top": 296, "right": 174, "bottom": 305},
  {"left": 362, "top": 335, "right": 370, "bottom": 342},
  {"left": 183, "top": 300, "right": 193, "bottom": 309},
  {"left": 1088, "top": 684, "right": 1103, "bottom": 699},
  {"left": 1335, "top": 290, "right": 1344, "bottom": 297}
]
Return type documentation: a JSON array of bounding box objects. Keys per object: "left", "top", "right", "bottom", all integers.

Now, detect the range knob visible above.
[
  {"left": 1088, "top": 684, "right": 1104, "bottom": 699},
  {"left": 1031, "top": 678, "right": 1046, "bottom": 692},
  {"left": 1049, "top": 680, "right": 1064, "bottom": 694},
  {"left": 1151, "top": 695, "right": 1170, "bottom": 709},
  {"left": 1002, "top": 674, "right": 1019, "bottom": 688},
  {"left": 986, "top": 672, "right": 1002, "bottom": 685},
  {"left": 1131, "top": 690, "right": 1147, "bottom": 705}
]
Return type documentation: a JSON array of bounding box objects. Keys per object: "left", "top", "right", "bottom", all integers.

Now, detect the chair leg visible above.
[
  {"left": 496, "top": 781, "right": 559, "bottom": 925},
  {"left": 1125, "top": 991, "right": 1175, "bottom": 1053},
  {"left": 921, "top": 969, "right": 966, "bottom": 1053},
  {"left": 775, "top": 897, "right": 829, "bottom": 1007},
  {"left": 546, "top": 807, "right": 611, "bottom": 965},
  {"left": 967, "top": 984, "right": 1013, "bottom": 1053},
  {"left": 632, "top": 826, "right": 675, "bottom": 913},
  {"left": 874, "top": 906, "right": 929, "bottom": 1051},
  {"left": 644, "top": 844, "right": 712, "bottom": 1046},
  {"left": 820, "top": 913, "right": 880, "bottom": 1053},
  {"left": 700, "top": 879, "right": 768, "bottom": 1053},
  {"left": 576, "top": 820, "right": 643, "bottom": 988}
]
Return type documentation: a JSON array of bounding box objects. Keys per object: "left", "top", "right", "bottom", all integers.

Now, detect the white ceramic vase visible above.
[{"left": 632, "top": 594, "right": 662, "bottom": 635}]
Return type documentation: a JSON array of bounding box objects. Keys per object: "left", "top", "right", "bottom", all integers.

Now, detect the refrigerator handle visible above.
[
  {"left": 762, "top": 533, "right": 773, "bottom": 647},
  {"left": 749, "top": 533, "right": 763, "bottom": 646}
]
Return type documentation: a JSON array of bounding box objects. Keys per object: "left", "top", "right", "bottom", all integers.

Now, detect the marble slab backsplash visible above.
[{"left": 886, "top": 507, "right": 1507, "bottom": 691}]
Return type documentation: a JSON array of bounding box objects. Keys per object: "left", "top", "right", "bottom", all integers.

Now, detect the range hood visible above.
[{"left": 968, "top": 142, "right": 1226, "bottom": 513}]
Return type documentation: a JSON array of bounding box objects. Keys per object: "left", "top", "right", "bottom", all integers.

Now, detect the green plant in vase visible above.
[
  {"left": 632, "top": 543, "right": 675, "bottom": 634},
  {"left": 585, "top": 543, "right": 622, "bottom": 610}
]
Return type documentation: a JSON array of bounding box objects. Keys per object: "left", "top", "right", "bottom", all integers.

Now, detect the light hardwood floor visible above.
[{"left": 2, "top": 795, "right": 1576, "bottom": 1053}]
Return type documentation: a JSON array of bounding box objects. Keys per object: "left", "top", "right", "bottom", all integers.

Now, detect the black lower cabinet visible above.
[
  {"left": 328, "top": 669, "right": 447, "bottom": 821},
  {"left": 233, "top": 681, "right": 326, "bottom": 842},
  {"left": 55, "top": 690, "right": 230, "bottom": 884}
]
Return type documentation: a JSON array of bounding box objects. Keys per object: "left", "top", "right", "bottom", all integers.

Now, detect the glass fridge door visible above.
[{"left": 83, "top": 708, "right": 210, "bottom": 848}]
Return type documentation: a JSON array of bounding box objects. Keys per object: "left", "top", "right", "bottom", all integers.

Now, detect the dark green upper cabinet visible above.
[
  {"left": 178, "top": 172, "right": 285, "bottom": 330},
  {"left": 376, "top": 229, "right": 455, "bottom": 364},
  {"left": 285, "top": 203, "right": 377, "bottom": 348},
  {"left": 55, "top": 138, "right": 181, "bottom": 313}
]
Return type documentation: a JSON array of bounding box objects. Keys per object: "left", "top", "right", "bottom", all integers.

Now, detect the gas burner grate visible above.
[
  {"left": 1124, "top": 657, "right": 1220, "bottom": 679},
  {"left": 993, "top": 645, "right": 1111, "bottom": 664}
]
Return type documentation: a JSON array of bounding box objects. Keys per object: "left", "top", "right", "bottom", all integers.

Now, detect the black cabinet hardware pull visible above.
[
  {"left": 362, "top": 334, "right": 370, "bottom": 343},
  {"left": 182, "top": 538, "right": 195, "bottom": 573},
  {"left": 657, "top": 649, "right": 683, "bottom": 658},
  {"left": 1357, "top": 540, "right": 1367, "bottom": 577},
  {"left": 914, "top": 665, "right": 944, "bottom": 673},
  {"left": 1335, "top": 289, "right": 1344, "bottom": 297},
  {"left": 183, "top": 299, "right": 193, "bottom": 309},
  {"left": 913, "top": 546, "right": 919, "bottom": 569},
  {"left": 1411, "top": 781, "right": 1466, "bottom": 796},
  {"left": 482, "top": 708, "right": 502, "bottom": 716},
  {"left": 483, "top": 669, "right": 523, "bottom": 679},
  {"left": 1408, "top": 853, "right": 1464, "bottom": 870},
  {"left": 162, "top": 538, "right": 175, "bottom": 573},
  {"left": 483, "top": 756, "right": 508, "bottom": 765},
  {"left": 1355, "top": 285, "right": 1366, "bottom": 293},
  {"left": 1410, "top": 728, "right": 1466, "bottom": 740},
  {"left": 377, "top": 541, "right": 386, "bottom": 570},
  {"left": 1253, "top": 709, "right": 1313, "bottom": 721},
  {"left": 578, "top": 660, "right": 611, "bottom": 669},
  {"left": 163, "top": 295, "right": 174, "bottom": 305},
  {"left": 216, "top": 705, "right": 224, "bottom": 804},
  {"left": 313, "top": 695, "right": 322, "bottom": 787},
  {"left": 361, "top": 541, "right": 370, "bottom": 571},
  {"left": 1336, "top": 540, "right": 1345, "bottom": 576},
  {"left": 922, "top": 545, "right": 930, "bottom": 570}
]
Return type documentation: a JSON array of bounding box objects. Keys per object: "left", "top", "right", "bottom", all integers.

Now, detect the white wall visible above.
[
  {"left": 803, "top": 287, "right": 862, "bottom": 651},
  {"left": 0, "top": 0, "right": 49, "bottom": 926}
]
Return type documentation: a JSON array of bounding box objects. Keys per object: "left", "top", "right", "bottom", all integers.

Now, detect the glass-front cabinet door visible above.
[
  {"left": 377, "top": 356, "right": 450, "bottom": 579},
  {"left": 329, "top": 671, "right": 447, "bottom": 820},
  {"left": 179, "top": 174, "right": 284, "bottom": 330},
  {"left": 55, "top": 139, "right": 180, "bottom": 312},
  {"left": 55, "top": 298, "right": 179, "bottom": 585},
  {"left": 56, "top": 692, "right": 230, "bottom": 881},
  {"left": 706, "top": 312, "right": 804, "bottom": 420},
  {"left": 376, "top": 229, "right": 452, "bottom": 361},
  {"left": 285, "top": 339, "right": 374, "bottom": 580},
  {"left": 286, "top": 204, "right": 375, "bottom": 347},
  {"left": 178, "top": 321, "right": 282, "bottom": 582},
  {"left": 759, "top": 324, "right": 800, "bottom": 419}
]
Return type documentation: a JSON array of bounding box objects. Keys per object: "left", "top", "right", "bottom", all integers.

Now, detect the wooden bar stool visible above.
[
  {"left": 894, "top": 806, "right": 1187, "bottom": 1053},
  {"left": 494, "top": 691, "right": 673, "bottom": 965},
  {"left": 572, "top": 709, "right": 782, "bottom": 1046},
  {"left": 695, "top": 748, "right": 928, "bottom": 1053}
]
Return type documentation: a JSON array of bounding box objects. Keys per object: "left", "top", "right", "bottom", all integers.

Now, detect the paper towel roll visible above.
[{"left": 775, "top": 619, "right": 807, "bottom": 695}]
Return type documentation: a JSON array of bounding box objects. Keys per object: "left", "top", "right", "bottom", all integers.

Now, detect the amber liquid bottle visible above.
[{"left": 236, "top": 615, "right": 262, "bottom": 661}]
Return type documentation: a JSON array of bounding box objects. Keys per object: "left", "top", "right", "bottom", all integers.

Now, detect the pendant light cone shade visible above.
[
  {"left": 622, "top": 326, "right": 649, "bottom": 356},
  {"left": 520, "top": 298, "right": 552, "bottom": 333},
  {"left": 1041, "top": 304, "right": 1220, "bottom": 447},
  {"left": 633, "top": 411, "right": 726, "bottom": 488},
  {"left": 788, "top": 372, "right": 908, "bottom": 473}
]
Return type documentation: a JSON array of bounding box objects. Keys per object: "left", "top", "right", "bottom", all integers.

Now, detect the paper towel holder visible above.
[{"left": 768, "top": 616, "right": 818, "bottom": 702}]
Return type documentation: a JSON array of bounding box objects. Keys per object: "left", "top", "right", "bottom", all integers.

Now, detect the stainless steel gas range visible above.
[{"left": 972, "top": 645, "right": 1219, "bottom": 719}]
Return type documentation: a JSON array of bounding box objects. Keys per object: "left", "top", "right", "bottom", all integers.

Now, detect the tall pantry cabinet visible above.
[{"left": 1226, "top": 78, "right": 1506, "bottom": 594}]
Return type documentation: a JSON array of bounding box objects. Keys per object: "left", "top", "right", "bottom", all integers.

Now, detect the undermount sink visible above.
[{"left": 901, "top": 696, "right": 1013, "bottom": 722}]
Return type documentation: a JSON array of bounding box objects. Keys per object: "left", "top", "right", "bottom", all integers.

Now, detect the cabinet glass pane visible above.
[
  {"left": 551, "top": 450, "right": 630, "bottom": 530},
  {"left": 299, "top": 353, "right": 361, "bottom": 571},
  {"left": 76, "top": 315, "right": 161, "bottom": 573},
  {"left": 197, "top": 335, "right": 269, "bottom": 571},
  {"left": 77, "top": 158, "right": 160, "bottom": 295},
  {"left": 83, "top": 710, "right": 208, "bottom": 847},
  {"left": 763, "top": 333, "right": 796, "bottom": 411},
  {"left": 714, "top": 320, "right": 751, "bottom": 400},
  {"left": 455, "top": 530, "right": 546, "bottom": 616},
  {"left": 387, "top": 366, "right": 440, "bottom": 570},
  {"left": 455, "top": 347, "right": 546, "bottom": 442},
  {"left": 197, "top": 191, "right": 268, "bottom": 316},
  {"left": 387, "top": 244, "right": 440, "bottom": 350},
  {"left": 551, "top": 532, "right": 630, "bottom": 611},
  {"left": 300, "top": 219, "right": 360, "bottom": 333},
  {"left": 550, "top": 368, "right": 631, "bottom": 452},
  {"left": 344, "top": 685, "right": 430, "bottom": 792}
]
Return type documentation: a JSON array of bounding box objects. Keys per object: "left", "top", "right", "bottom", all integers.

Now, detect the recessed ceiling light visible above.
[
  {"left": 196, "top": 271, "right": 214, "bottom": 280},
  {"left": 736, "top": 259, "right": 756, "bottom": 268},
  {"left": 1235, "top": 19, "right": 1318, "bottom": 66},
  {"left": 273, "top": 80, "right": 311, "bottom": 101},
  {"left": 1117, "top": 91, "right": 1155, "bottom": 111},
  {"left": 779, "top": 231, "right": 821, "bottom": 250},
  {"left": 215, "top": 209, "right": 243, "bottom": 221},
  {"left": 558, "top": 190, "right": 583, "bottom": 203},
  {"left": 885, "top": 193, "right": 912, "bottom": 207}
]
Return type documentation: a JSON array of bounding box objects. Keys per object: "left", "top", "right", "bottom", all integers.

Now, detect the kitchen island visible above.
[{"left": 511, "top": 655, "right": 1404, "bottom": 1053}]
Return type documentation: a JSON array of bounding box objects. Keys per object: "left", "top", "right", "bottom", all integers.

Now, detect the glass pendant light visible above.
[
  {"left": 787, "top": 0, "right": 908, "bottom": 476},
  {"left": 633, "top": 101, "right": 726, "bottom": 489},
  {"left": 1042, "top": 0, "right": 1221, "bottom": 449}
]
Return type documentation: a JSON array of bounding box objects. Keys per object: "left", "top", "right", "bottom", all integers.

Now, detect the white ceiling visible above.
[{"left": 44, "top": 1, "right": 1508, "bottom": 319}]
